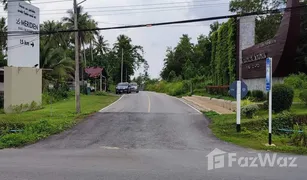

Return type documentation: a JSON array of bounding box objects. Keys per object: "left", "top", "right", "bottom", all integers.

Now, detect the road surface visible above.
[{"left": 0, "top": 91, "right": 306, "bottom": 180}]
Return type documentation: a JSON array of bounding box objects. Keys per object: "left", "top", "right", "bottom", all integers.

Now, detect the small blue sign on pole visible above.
[
  {"left": 229, "top": 81, "right": 248, "bottom": 99},
  {"left": 266, "top": 58, "right": 271, "bottom": 91}
]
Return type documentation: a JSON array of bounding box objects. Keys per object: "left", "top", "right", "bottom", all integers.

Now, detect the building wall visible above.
[
  {"left": 243, "top": 77, "right": 284, "bottom": 92},
  {"left": 4, "top": 67, "right": 42, "bottom": 113},
  {"left": 238, "top": 16, "right": 256, "bottom": 79}
]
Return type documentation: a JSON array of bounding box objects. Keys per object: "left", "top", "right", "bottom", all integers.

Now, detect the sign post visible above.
[
  {"left": 236, "top": 81, "right": 241, "bottom": 132},
  {"left": 7, "top": 1, "right": 40, "bottom": 67},
  {"left": 266, "top": 57, "right": 273, "bottom": 145},
  {"left": 229, "top": 81, "right": 248, "bottom": 132}
]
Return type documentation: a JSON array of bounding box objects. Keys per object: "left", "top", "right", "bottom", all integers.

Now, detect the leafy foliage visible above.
[
  {"left": 291, "top": 124, "right": 307, "bottom": 147},
  {"left": 271, "top": 111, "right": 294, "bottom": 133},
  {"left": 241, "top": 104, "right": 259, "bottom": 119},
  {"left": 272, "top": 84, "right": 294, "bottom": 113},
  {"left": 299, "top": 90, "right": 307, "bottom": 106},
  {"left": 284, "top": 73, "right": 307, "bottom": 89},
  {"left": 251, "top": 90, "right": 265, "bottom": 102}
]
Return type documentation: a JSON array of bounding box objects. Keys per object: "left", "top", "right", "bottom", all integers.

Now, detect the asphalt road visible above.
[{"left": 0, "top": 91, "right": 306, "bottom": 180}]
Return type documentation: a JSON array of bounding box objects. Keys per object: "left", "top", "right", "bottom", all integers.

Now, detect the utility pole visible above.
[
  {"left": 121, "top": 48, "right": 123, "bottom": 83},
  {"left": 74, "top": 0, "right": 81, "bottom": 113},
  {"left": 100, "top": 72, "right": 102, "bottom": 91},
  {"left": 126, "top": 67, "right": 128, "bottom": 82}
]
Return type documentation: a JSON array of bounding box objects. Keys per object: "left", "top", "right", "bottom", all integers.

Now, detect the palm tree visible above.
[
  {"left": 113, "top": 35, "right": 146, "bottom": 83},
  {"left": 2, "top": 0, "right": 31, "bottom": 11},
  {"left": 62, "top": 6, "right": 98, "bottom": 85},
  {"left": 40, "top": 43, "right": 74, "bottom": 89},
  {"left": 94, "top": 35, "right": 109, "bottom": 56}
]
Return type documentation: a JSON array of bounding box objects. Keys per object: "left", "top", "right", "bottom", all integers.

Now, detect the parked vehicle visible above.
[
  {"left": 116, "top": 82, "right": 131, "bottom": 94},
  {"left": 129, "top": 82, "right": 139, "bottom": 93}
]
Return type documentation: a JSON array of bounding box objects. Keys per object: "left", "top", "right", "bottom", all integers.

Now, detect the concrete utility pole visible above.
[
  {"left": 121, "top": 48, "right": 123, "bottom": 83},
  {"left": 74, "top": 0, "right": 81, "bottom": 114}
]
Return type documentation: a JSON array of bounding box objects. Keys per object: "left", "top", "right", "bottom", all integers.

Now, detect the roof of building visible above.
[{"left": 85, "top": 67, "right": 103, "bottom": 78}]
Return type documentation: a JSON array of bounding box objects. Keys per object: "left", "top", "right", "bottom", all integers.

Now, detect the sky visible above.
[{"left": 0, "top": 0, "right": 230, "bottom": 78}]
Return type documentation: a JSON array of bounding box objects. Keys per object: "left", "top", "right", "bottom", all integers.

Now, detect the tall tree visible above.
[
  {"left": 0, "top": 17, "right": 6, "bottom": 66},
  {"left": 173, "top": 34, "right": 194, "bottom": 79},
  {"left": 62, "top": 6, "right": 98, "bottom": 84},
  {"left": 229, "top": 0, "right": 284, "bottom": 43},
  {"left": 94, "top": 35, "right": 109, "bottom": 56},
  {"left": 112, "top": 34, "right": 146, "bottom": 83}
]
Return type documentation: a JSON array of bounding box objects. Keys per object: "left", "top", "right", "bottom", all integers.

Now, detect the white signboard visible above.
[{"left": 7, "top": 1, "right": 39, "bottom": 68}]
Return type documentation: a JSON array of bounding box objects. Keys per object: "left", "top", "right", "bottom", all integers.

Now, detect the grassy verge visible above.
[
  {"left": 204, "top": 104, "right": 307, "bottom": 154},
  {"left": 0, "top": 94, "right": 119, "bottom": 149}
]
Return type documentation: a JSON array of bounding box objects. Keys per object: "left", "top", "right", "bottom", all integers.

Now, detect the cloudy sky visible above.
[{"left": 0, "top": 0, "right": 230, "bottom": 78}]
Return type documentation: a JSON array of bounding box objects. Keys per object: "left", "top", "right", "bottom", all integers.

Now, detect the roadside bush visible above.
[
  {"left": 272, "top": 84, "right": 294, "bottom": 113},
  {"left": 94, "top": 91, "right": 108, "bottom": 96},
  {"left": 241, "top": 98, "right": 253, "bottom": 107},
  {"left": 290, "top": 124, "right": 307, "bottom": 147},
  {"left": 284, "top": 73, "right": 307, "bottom": 89},
  {"left": 251, "top": 90, "right": 265, "bottom": 102},
  {"left": 241, "top": 104, "right": 259, "bottom": 118},
  {"left": 271, "top": 111, "right": 294, "bottom": 133},
  {"left": 299, "top": 90, "right": 307, "bottom": 105},
  {"left": 205, "top": 85, "right": 229, "bottom": 96}
]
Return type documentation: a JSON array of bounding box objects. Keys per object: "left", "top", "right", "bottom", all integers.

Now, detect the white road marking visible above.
[
  {"left": 100, "top": 146, "right": 120, "bottom": 150},
  {"left": 99, "top": 94, "right": 125, "bottom": 112},
  {"left": 147, "top": 93, "right": 151, "bottom": 113},
  {"left": 175, "top": 97, "right": 202, "bottom": 114}
]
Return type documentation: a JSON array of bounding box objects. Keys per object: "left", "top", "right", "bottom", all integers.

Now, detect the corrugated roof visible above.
[{"left": 85, "top": 67, "right": 103, "bottom": 78}]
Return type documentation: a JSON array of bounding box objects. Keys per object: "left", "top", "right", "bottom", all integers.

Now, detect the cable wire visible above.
[{"left": 1, "top": 5, "right": 306, "bottom": 37}]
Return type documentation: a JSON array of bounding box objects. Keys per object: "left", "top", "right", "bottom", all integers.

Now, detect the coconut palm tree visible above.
[
  {"left": 40, "top": 43, "right": 74, "bottom": 89},
  {"left": 94, "top": 35, "right": 109, "bottom": 56},
  {"left": 1, "top": 0, "right": 31, "bottom": 11},
  {"left": 112, "top": 35, "right": 146, "bottom": 83},
  {"left": 62, "top": 6, "right": 98, "bottom": 85}
]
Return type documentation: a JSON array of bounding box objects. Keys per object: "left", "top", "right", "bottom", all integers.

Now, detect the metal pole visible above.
[
  {"left": 268, "top": 58, "right": 273, "bottom": 145},
  {"left": 121, "top": 49, "right": 123, "bottom": 83},
  {"left": 236, "top": 80, "right": 241, "bottom": 132},
  {"left": 74, "top": 0, "right": 81, "bottom": 113}
]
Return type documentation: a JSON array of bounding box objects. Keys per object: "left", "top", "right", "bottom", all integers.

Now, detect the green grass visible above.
[
  {"left": 290, "top": 103, "right": 307, "bottom": 115},
  {"left": 205, "top": 103, "right": 307, "bottom": 154},
  {"left": 0, "top": 94, "right": 119, "bottom": 149}
]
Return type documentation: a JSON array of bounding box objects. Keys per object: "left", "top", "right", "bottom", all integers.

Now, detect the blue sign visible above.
[
  {"left": 229, "top": 81, "right": 248, "bottom": 99},
  {"left": 266, "top": 58, "right": 271, "bottom": 91}
]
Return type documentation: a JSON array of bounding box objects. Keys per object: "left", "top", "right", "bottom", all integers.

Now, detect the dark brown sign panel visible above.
[{"left": 241, "top": 0, "right": 300, "bottom": 79}]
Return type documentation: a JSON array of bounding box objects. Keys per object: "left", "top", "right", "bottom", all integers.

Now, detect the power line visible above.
[
  {"left": 1, "top": 3, "right": 229, "bottom": 16},
  {"left": 0, "top": 0, "right": 71, "bottom": 7},
  {"left": 1, "top": 5, "right": 306, "bottom": 37}
]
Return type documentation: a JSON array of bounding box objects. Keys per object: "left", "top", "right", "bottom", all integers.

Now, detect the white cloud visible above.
[{"left": 0, "top": 0, "right": 231, "bottom": 78}]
